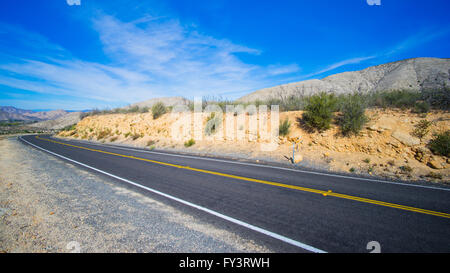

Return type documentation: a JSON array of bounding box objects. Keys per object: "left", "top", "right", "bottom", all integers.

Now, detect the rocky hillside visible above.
[
  {"left": 127, "top": 97, "right": 190, "bottom": 109},
  {"left": 238, "top": 57, "right": 450, "bottom": 102},
  {"left": 29, "top": 112, "right": 82, "bottom": 130},
  {"left": 58, "top": 109, "right": 449, "bottom": 183}
]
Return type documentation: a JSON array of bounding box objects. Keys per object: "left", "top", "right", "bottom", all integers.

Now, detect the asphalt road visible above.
[{"left": 19, "top": 134, "right": 450, "bottom": 253}]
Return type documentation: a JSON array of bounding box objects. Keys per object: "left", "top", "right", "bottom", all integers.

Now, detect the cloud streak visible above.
[{"left": 0, "top": 15, "right": 300, "bottom": 108}]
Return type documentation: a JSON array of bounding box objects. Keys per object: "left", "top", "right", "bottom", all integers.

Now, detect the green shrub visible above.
[
  {"left": 152, "top": 102, "right": 167, "bottom": 119},
  {"left": 131, "top": 133, "right": 142, "bottom": 140},
  {"left": 205, "top": 112, "right": 222, "bottom": 135},
  {"left": 428, "top": 131, "right": 450, "bottom": 157},
  {"left": 369, "top": 90, "right": 421, "bottom": 109},
  {"left": 128, "top": 106, "right": 140, "bottom": 113},
  {"left": 338, "top": 94, "right": 368, "bottom": 136},
  {"left": 279, "top": 118, "right": 291, "bottom": 136},
  {"left": 97, "top": 129, "right": 111, "bottom": 139},
  {"left": 184, "top": 138, "right": 195, "bottom": 147},
  {"left": 412, "top": 119, "right": 432, "bottom": 140},
  {"left": 302, "top": 92, "right": 337, "bottom": 132},
  {"left": 139, "top": 106, "right": 149, "bottom": 113},
  {"left": 399, "top": 165, "right": 413, "bottom": 173},
  {"left": 412, "top": 101, "right": 430, "bottom": 113},
  {"left": 421, "top": 87, "right": 450, "bottom": 110},
  {"left": 62, "top": 124, "right": 77, "bottom": 131}
]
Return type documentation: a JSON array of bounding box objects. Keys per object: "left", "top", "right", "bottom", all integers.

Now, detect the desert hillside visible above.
[
  {"left": 238, "top": 57, "right": 450, "bottom": 102},
  {"left": 58, "top": 109, "right": 450, "bottom": 183},
  {"left": 29, "top": 112, "right": 83, "bottom": 130}
]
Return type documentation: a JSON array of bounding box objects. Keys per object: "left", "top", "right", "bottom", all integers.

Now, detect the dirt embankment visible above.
[{"left": 59, "top": 109, "right": 450, "bottom": 183}]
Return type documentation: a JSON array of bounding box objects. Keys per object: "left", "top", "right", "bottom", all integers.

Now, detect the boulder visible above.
[{"left": 391, "top": 131, "right": 420, "bottom": 146}]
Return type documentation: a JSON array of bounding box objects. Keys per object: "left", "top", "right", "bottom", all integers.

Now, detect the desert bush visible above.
[
  {"left": 127, "top": 106, "right": 140, "bottom": 113},
  {"left": 428, "top": 130, "right": 450, "bottom": 157},
  {"left": 338, "top": 94, "right": 368, "bottom": 136},
  {"left": 184, "top": 138, "right": 195, "bottom": 147},
  {"left": 399, "top": 165, "right": 413, "bottom": 173},
  {"left": 131, "top": 133, "right": 142, "bottom": 140},
  {"left": 152, "top": 102, "right": 167, "bottom": 119},
  {"left": 139, "top": 106, "right": 149, "bottom": 113},
  {"left": 412, "top": 101, "right": 430, "bottom": 113},
  {"left": 425, "top": 172, "right": 442, "bottom": 180},
  {"left": 205, "top": 112, "right": 222, "bottom": 135},
  {"left": 302, "top": 92, "right": 337, "bottom": 132},
  {"left": 412, "top": 119, "right": 432, "bottom": 140},
  {"left": 97, "top": 129, "right": 111, "bottom": 139},
  {"left": 62, "top": 124, "right": 77, "bottom": 131},
  {"left": 422, "top": 87, "right": 450, "bottom": 110},
  {"left": 147, "top": 140, "right": 156, "bottom": 146},
  {"left": 369, "top": 90, "right": 421, "bottom": 109},
  {"left": 110, "top": 136, "right": 118, "bottom": 142},
  {"left": 279, "top": 118, "right": 291, "bottom": 136}
]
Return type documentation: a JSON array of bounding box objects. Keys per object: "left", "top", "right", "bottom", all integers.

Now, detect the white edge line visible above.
[
  {"left": 19, "top": 136, "right": 327, "bottom": 253},
  {"left": 51, "top": 136, "right": 450, "bottom": 192}
]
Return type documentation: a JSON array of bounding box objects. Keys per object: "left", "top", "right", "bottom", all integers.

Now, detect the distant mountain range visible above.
[
  {"left": 0, "top": 106, "right": 68, "bottom": 121},
  {"left": 238, "top": 57, "right": 450, "bottom": 102}
]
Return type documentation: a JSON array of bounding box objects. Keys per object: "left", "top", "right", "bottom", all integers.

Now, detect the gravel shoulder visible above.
[{"left": 0, "top": 136, "right": 270, "bottom": 253}]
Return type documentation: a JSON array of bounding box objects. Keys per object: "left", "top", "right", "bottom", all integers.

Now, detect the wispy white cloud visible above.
[
  {"left": 313, "top": 56, "right": 376, "bottom": 75},
  {"left": 66, "top": 0, "right": 81, "bottom": 6},
  {"left": 0, "top": 15, "right": 299, "bottom": 107},
  {"left": 383, "top": 27, "right": 450, "bottom": 57}
]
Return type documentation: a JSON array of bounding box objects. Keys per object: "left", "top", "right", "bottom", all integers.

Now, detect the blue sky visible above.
[{"left": 0, "top": 0, "right": 449, "bottom": 110}]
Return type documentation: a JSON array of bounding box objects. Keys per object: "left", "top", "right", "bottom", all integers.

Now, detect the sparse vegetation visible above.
[
  {"left": 184, "top": 138, "right": 195, "bottom": 147},
  {"left": 152, "top": 102, "right": 167, "bottom": 119},
  {"left": 428, "top": 131, "right": 450, "bottom": 157},
  {"left": 279, "top": 118, "right": 291, "bottom": 136},
  {"left": 110, "top": 136, "right": 118, "bottom": 142},
  {"left": 302, "top": 92, "right": 337, "bottom": 132},
  {"left": 412, "top": 119, "right": 432, "bottom": 140},
  {"left": 368, "top": 90, "right": 421, "bottom": 109},
  {"left": 97, "top": 129, "right": 111, "bottom": 140},
  {"left": 426, "top": 172, "right": 443, "bottom": 180},
  {"left": 131, "top": 133, "right": 142, "bottom": 140},
  {"left": 62, "top": 124, "right": 77, "bottom": 131},
  {"left": 147, "top": 140, "right": 156, "bottom": 146},
  {"left": 399, "top": 165, "right": 413, "bottom": 174},
  {"left": 363, "top": 158, "right": 371, "bottom": 164},
  {"left": 349, "top": 167, "right": 355, "bottom": 173}
]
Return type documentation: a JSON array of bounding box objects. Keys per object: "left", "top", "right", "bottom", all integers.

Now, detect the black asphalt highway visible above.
[{"left": 19, "top": 134, "right": 450, "bottom": 253}]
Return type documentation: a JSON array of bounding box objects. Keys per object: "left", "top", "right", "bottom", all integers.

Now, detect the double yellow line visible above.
[{"left": 35, "top": 136, "right": 450, "bottom": 219}]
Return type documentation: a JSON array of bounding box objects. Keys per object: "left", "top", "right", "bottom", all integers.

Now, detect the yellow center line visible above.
[{"left": 35, "top": 136, "right": 450, "bottom": 219}]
